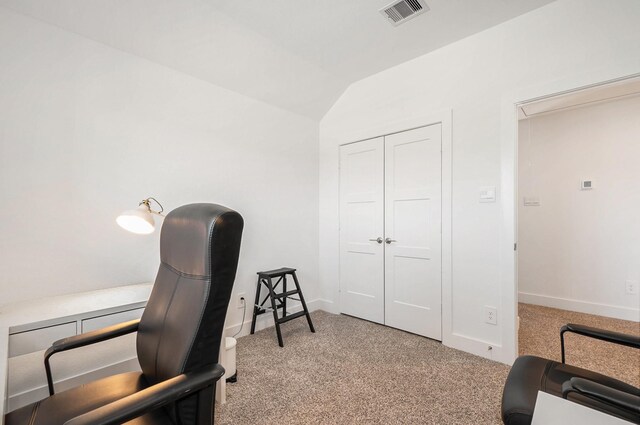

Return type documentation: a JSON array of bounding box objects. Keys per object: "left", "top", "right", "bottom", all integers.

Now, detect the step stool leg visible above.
[
  {"left": 266, "top": 277, "right": 284, "bottom": 347},
  {"left": 291, "top": 271, "right": 315, "bottom": 333},
  {"left": 250, "top": 276, "right": 262, "bottom": 335},
  {"left": 282, "top": 274, "right": 287, "bottom": 317}
]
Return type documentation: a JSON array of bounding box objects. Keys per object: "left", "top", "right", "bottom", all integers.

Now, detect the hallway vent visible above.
[{"left": 380, "top": 0, "right": 429, "bottom": 26}]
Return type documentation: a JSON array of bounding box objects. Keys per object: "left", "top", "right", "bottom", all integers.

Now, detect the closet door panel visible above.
[
  {"left": 339, "top": 138, "right": 385, "bottom": 323},
  {"left": 384, "top": 124, "right": 442, "bottom": 340}
]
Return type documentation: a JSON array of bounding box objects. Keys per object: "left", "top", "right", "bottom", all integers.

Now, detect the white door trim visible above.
[
  {"left": 500, "top": 71, "right": 640, "bottom": 365},
  {"left": 337, "top": 109, "right": 452, "bottom": 347}
]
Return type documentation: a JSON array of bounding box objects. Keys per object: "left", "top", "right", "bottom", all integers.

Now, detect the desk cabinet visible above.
[
  {"left": 81, "top": 308, "right": 144, "bottom": 333},
  {"left": 8, "top": 322, "right": 77, "bottom": 358}
]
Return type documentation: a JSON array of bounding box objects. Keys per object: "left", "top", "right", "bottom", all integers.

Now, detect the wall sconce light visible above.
[{"left": 116, "top": 197, "right": 164, "bottom": 234}]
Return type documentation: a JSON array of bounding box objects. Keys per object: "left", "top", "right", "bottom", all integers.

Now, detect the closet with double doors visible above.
[{"left": 339, "top": 123, "right": 442, "bottom": 340}]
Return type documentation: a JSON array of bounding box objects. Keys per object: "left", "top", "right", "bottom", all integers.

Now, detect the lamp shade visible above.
[{"left": 116, "top": 205, "right": 156, "bottom": 234}]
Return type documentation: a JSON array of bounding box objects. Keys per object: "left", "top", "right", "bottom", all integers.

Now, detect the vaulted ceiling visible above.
[{"left": 0, "top": 0, "right": 556, "bottom": 119}]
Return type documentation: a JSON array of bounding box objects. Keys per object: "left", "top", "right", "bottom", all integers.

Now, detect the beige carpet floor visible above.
[
  {"left": 215, "top": 306, "right": 639, "bottom": 424},
  {"left": 216, "top": 311, "right": 508, "bottom": 424}
]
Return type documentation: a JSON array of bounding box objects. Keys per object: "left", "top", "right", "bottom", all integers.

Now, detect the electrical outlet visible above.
[
  {"left": 625, "top": 281, "right": 639, "bottom": 295},
  {"left": 237, "top": 292, "right": 246, "bottom": 309},
  {"left": 485, "top": 306, "right": 497, "bottom": 325}
]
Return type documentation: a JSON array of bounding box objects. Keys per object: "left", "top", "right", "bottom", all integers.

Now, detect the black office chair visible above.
[
  {"left": 5, "top": 203, "right": 244, "bottom": 425},
  {"left": 501, "top": 323, "right": 640, "bottom": 425}
]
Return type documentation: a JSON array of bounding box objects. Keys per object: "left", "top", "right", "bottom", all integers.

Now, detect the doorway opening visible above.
[{"left": 515, "top": 76, "right": 640, "bottom": 386}]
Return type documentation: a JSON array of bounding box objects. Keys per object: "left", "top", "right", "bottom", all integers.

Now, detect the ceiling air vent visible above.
[{"left": 380, "top": 0, "right": 429, "bottom": 26}]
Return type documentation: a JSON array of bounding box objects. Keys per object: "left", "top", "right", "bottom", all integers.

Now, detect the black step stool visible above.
[{"left": 250, "top": 267, "right": 315, "bottom": 347}]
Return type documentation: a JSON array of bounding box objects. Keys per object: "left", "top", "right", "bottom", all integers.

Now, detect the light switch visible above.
[{"left": 479, "top": 186, "right": 496, "bottom": 203}]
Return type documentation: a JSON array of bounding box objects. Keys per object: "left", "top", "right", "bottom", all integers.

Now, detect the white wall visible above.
[
  {"left": 0, "top": 7, "right": 321, "bottom": 334},
  {"left": 518, "top": 95, "right": 640, "bottom": 321},
  {"left": 319, "top": 0, "right": 640, "bottom": 363}
]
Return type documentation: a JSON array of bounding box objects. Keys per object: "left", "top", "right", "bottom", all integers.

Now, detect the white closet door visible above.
[
  {"left": 339, "top": 137, "right": 385, "bottom": 324},
  {"left": 384, "top": 125, "right": 442, "bottom": 340}
]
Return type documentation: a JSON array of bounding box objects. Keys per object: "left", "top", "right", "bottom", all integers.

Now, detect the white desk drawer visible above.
[
  {"left": 9, "top": 322, "right": 77, "bottom": 358},
  {"left": 81, "top": 308, "right": 145, "bottom": 333}
]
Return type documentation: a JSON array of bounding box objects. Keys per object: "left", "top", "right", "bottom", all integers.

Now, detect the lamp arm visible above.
[{"left": 141, "top": 197, "right": 164, "bottom": 215}]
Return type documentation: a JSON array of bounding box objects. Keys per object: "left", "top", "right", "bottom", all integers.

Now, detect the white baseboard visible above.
[
  {"left": 8, "top": 358, "right": 140, "bottom": 412},
  {"left": 224, "top": 298, "right": 332, "bottom": 339},
  {"left": 444, "top": 332, "right": 506, "bottom": 363},
  {"left": 519, "top": 292, "right": 640, "bottom": 322},
  {"left": 316, "top": 298, "right": 338, "bottom": 314}
]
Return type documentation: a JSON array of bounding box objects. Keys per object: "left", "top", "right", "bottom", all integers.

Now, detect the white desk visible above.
[
  {"left": 0, "top": 282, "right": 231, "bottom": 422},
  {"left": 0, "top": 283, "right": 153, "bottom": 421},
  {"left": 532, "top": 391, "right": 633, "bottom": 424}
]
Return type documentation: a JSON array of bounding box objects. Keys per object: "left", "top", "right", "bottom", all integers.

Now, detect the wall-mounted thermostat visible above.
[{"left": 581, "top": 180, "right": 593, "bottom": 190}]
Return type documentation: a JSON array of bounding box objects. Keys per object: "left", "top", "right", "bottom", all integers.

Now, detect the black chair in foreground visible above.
[
  {"left": 5, "top": 203, "right": 244, "bottom": 425},
  {"left": 501, "top": 323, "right": 640, "bottom": 425}
]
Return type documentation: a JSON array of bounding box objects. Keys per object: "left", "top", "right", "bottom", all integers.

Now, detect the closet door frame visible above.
[{"left": 337, "top": 110, "right": 453, "bottom": 346}]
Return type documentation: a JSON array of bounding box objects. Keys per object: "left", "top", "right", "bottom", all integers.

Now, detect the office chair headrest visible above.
[{"left": 159, "top": 203, "right": 243, "bottom": 278}]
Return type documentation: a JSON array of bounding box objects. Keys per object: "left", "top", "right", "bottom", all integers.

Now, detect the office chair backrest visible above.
[{"left": 136, "top": 203, "right": 243, "bottom": 424}]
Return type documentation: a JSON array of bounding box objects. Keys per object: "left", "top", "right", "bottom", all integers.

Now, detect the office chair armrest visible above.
[
  {"left": 560, "top": 323, "right": 640, "bottom": 363},
  {"left": 562, "top": 377, "right": 640, "bottom": 415},
  {"left": 63, "top": 363, "right": 226, "bottom": 425},
  {"left": 45, "top": 319, "right": 140, "bottom": 395}
]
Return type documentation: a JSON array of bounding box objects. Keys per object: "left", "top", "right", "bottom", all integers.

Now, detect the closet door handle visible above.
[
  {"left": 369, "top": 237, "right": 383, "bottom": 244},
  {"left": 385, "top": 238, "right": 397, "bottom": 244}
]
